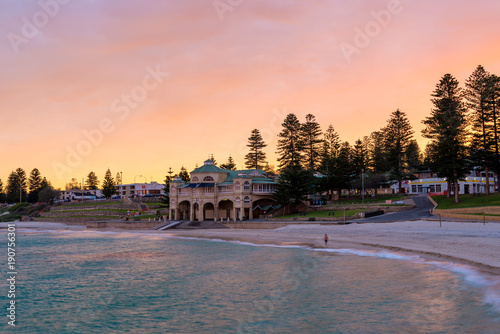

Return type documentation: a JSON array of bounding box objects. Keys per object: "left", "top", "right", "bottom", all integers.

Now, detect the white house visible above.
[
  {"left": 115, "top": 181, "right": 164, "bottom": 198},
  {"left": 392, "top": 171, "right": 496, "bottom": 195}
]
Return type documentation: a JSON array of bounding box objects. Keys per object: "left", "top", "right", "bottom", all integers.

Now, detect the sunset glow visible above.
[{"left": 2, "top": 0, "right": 500, "bottom": 188}]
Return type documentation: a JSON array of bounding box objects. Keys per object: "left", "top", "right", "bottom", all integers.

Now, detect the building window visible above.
[
  {"left": 243, "top": 196, "right": 250, "bottom": 204},
  {"left": 411, "top": 185, "right": 416, "bottom": 193},
  {"left": 192, "top": 177, "right": 199, "bottom": 182},
  {"left": 179, "top": 188, "right": 190, "bottom": 196},
  {"left": 235, "top": 196, "right": 241, "bottom": 203},
  {"left": 429, "top": 185, "right": 435, "bottom": 193},
  {"left": 203, "top": 186, "right": 214, "bottom": 194},
  {"left": 203, "top": 176, "right": 214, "bottom": 182},
  {"left": 234, "top": 181, "right": 240, "bottom": 191},
  {"left": 218, "top": 186, "right": 233, "bottom": 193},
  {"left": 243, "top": 181, "right": 250, "bottom": 191},
  {"left": 253, "top": 184, "right": 275, "bottom": 193},
  {"left": 436, "top": 184, "right": 441, "bottom": 192}
]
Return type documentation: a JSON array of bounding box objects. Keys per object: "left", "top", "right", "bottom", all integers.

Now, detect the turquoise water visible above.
[{"left": 1, "top": 230, "right": 500, "bottom": 333}]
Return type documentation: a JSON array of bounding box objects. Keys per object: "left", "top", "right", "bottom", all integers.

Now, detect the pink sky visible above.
[{"left": 1, "top": 0, "right": 500, "bottom": 188}]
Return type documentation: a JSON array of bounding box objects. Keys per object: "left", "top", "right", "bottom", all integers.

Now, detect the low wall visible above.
[
  {"left": 86, "top": 221, "right": 160, "bottom": 229},
  {"left": 223, "top": 221, "right": 350, "bottom": 229}
]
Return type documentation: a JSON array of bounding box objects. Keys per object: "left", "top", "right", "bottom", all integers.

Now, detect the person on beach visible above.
[{"left": 324, "top": 234, "right": 328, "bottom": 246}]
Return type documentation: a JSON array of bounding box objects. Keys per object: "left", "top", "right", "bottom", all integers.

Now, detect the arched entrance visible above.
[
  {"left": 252, "top": 198, "right": 277, "bottom": 219},
  {"left": 178, "top": 201, "right": 190, "bottom": 220},
  {"left": 202, "top": 202, "right": 215, "bottom": 221},
  {"left": 218, "top": 199, "right": 234, "bottom": 221},
  {"left": 192, "top": 202, "right": 200, "bottom": 221}
]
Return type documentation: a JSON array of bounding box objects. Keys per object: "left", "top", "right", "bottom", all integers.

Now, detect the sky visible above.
[{"left": 1, "top": 0, "right": 500, "bottom": 189}]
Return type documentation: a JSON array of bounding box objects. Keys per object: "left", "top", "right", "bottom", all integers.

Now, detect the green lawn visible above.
[
  {"left": 432, "top": 193, "right": 500, "bottom": 209},
  {"left": 333, "top": 194, "right": 406, "bottom": 205},
  {"left": 280, "top": 209, "right": 364, "bottom": 219},
  {"left": 54, "top": 208, "right": 139, "bottom": 214},
  {"left": 60, "top": 201, "right": 122, "bottom": 208},
  {"left": 465, "top": 213, "right": 500, "bottom": 217}
]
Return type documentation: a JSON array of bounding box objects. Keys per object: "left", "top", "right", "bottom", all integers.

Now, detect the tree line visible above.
[
  {"left": 161, "top": 65, "right": 499, "bottom": 206},
  {"left": 0, "top": 168, "right": 119, "bottom": 203},
  {"left": 259, "top": 65, "right": 499, "bottom": 205}
]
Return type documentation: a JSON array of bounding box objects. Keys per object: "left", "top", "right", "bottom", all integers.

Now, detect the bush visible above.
[
  {"left": 0, "top": 213, "right": 22, "bottom": 222},
  {"left": 10, "top": 202, "right": 31, "bottom": 212}
]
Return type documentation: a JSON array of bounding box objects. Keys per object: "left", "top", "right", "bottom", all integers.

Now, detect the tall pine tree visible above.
[
  {"left": 382, "top": 109, "right": 414, "bottom": 192},
  {"left": 465, "top": 65, "right": 493, "bottom": 195},
  {"left": 220, "top": 155, "right": 237, "bottom": 170},
  {"left": 85, "top": 171, "right": 99, "bottom": 190},
  {"left": 245, "top": 129, "right": 268, "bottom": 170},
  {"left": 179, "top": 166, "right": 190, "bottom": 182},
  {"left": 487, "top": 74, "right": 500, "bottom": 188},
  {"left": 301, "top": 114, "right": 323, "bottom": 171},
  {"left": 276, "top": 113, "right": 303, "bottom": 170},
  {"left": 101, "top": 169, "right": 116, "bottom": 199},
  {"left": 27, "top": 168, "right": 43, "bottom": 203},
  {"left": 6, "top": 168, "right": 27, "bottom": 203},
  {"left": 422, "top": 74, "right": 468, "bottom": 203}
]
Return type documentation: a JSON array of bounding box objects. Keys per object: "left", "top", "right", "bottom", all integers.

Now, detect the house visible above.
[
  {"left": 392, "top": 170, "right": 496, "bottom": 195},
  {"left": 115, "top": 182, "right": 163, "bottom": 198},
  {"left": 169, "top": 159, "right": 279, "bottom": 221},
  {"left": 61, "top": 189, "right": 103, "bottom": 201}
]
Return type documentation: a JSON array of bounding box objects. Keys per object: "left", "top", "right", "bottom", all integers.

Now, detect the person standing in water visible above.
[{"left": 324, "top": 234, "right": 328, "bottom": 246}]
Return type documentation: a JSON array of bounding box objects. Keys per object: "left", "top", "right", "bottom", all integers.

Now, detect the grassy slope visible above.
[
  {"left": 432, "top": 193, "right": 500, "bottom": 210},
  {"left": 333, "top": 194, "right": 406, "bottom": 205}
]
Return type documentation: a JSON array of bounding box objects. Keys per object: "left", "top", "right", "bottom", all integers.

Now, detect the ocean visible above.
[{"left": 1, "top": 229, "right": 499, "bottom": 333}]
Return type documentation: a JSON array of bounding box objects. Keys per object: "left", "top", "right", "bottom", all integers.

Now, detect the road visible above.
[{"left": 353, "top": 195, "right": 435, "bottom": 223}]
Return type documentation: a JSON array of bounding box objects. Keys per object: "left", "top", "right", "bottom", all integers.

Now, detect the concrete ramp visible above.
[{"left": 153, "top": 220, "right": 183, "bottom": 230}]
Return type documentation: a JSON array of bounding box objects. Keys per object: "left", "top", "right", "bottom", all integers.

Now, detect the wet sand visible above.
[{"left": 164, "top": 220, "right": 500, "bottom": 274}]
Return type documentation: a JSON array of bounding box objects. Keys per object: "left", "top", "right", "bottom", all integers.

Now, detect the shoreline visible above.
[
  {"left": 162, "top": 227, "right": 500, "bottom": 276},
  {"left": 4, "top": 219, "right": 500, "bottom": 276}
]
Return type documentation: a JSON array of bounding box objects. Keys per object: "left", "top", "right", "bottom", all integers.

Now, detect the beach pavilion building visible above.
[{"left": 169, "top": 159, "right": 279, "bottom": 221}]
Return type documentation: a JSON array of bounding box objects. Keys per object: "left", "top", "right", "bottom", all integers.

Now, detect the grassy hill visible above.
[{"left": 432, "top": 193, "right": 500, "bottom": 210}]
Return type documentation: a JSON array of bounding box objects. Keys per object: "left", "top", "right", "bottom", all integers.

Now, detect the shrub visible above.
[{"left": 11, "top": 202, "right": 31, "bottom": 212}]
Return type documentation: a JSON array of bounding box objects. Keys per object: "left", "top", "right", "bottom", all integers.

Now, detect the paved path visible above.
[{"left": 353, "top": 195, "right": 435, "bottom": 223}]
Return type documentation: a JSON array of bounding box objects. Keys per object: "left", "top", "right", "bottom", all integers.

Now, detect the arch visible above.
[
  {"left": 202, "top": 202, "right": 215, "bottom": 221},
  {"left": 243, "top": 181, "right": 250, "bottom": 191},
  {"left": 234, "top": 181, "right": 241, "bottom": 191},
  {"left": 192, "top": 176, "right": 199, "bottom": 182},
  {"left": 203, "top": 176, "right": 214, "bottom": 181},
  {"left": 178, "top": 200, "right": 191, "bottom": 221},
  {"left": 218, "top": 199, "right": 234, "bottom": 220},
  {"left": 192, "top": 202, "right": 200, "bottom": 221},
  {"left": 243, "top": 196, "right": 250, "bottom": 204}
]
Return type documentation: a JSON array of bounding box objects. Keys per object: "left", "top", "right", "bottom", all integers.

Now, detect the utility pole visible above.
[{"left": 362, "top": 169, "right": 365, "bottom": 204}]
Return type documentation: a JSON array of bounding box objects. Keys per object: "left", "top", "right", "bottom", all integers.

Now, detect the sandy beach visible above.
[
  {"left": 163, "top": 220, "right": 500, "bottom": 274},
  {"left": 5, "top": 219, "right": 500, "bottom": 274}
]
